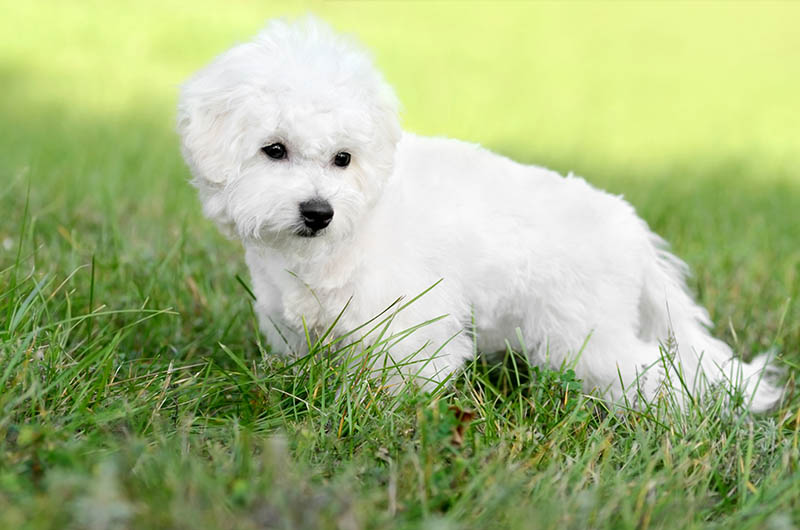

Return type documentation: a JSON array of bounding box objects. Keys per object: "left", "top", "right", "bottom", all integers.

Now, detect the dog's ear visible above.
[
  {"left": 372, "top": 83, "right": 402, "bottom": 153},
  {"left": 177, "top": 70, "right": 253, "bottom": 236},
  {"left": 177, "top": 88, "right": 237, "bottom": 186},
  {"left": 177, "top": 43, "right": 262, "bottom": 187}
]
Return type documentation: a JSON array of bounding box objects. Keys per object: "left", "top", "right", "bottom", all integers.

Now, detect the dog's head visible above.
[{"left": 177, "top": 17, "right": 401, "bottom": 251}]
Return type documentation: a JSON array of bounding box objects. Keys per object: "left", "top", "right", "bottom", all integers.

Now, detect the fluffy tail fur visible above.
[{"left": 640, "top": 233, "right": 784, "bottom": 413}]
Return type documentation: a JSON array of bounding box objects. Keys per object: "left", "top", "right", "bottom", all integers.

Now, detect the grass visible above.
[{"left": 1, "top": 1, "right": 799, "bottom": 528}]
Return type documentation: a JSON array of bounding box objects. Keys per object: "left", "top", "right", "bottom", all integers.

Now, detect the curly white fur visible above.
[{"left": 178, "top": 16, "right": 783, "bottom": 412}]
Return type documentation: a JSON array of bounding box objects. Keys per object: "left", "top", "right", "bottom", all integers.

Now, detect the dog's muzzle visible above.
[{"left": 298, "top": 199, "right": 334, "bottom": 235}]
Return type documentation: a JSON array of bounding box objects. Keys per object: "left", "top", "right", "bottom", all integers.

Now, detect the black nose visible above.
[{"left": 299, "top": 199, "right": 334, "bottom": 231}]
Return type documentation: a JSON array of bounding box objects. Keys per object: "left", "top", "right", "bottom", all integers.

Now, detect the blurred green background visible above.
[
  {"left": 1, "top": 0, "right": 798, "bottom": 357},
  {"left": 4, "top": 1, "right": 799, "bottom": 163}
]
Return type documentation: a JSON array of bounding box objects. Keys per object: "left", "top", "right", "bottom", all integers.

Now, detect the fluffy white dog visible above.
[{"left": 178, "top": 17, "right": 782, "bottom": 411}]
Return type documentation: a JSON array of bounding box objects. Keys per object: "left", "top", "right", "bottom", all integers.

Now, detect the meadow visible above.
[{"left": 1, "top": 1, "right": 799, "bottom": 528}]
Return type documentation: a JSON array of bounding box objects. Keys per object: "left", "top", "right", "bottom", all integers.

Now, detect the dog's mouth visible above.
[{"left": 294, "top": 226, "right": 326, "bottom": 238}]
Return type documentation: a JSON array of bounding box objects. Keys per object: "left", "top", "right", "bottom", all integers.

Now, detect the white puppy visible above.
[{"left": 178, "top": 17, "right": 782, "bottom": 411}]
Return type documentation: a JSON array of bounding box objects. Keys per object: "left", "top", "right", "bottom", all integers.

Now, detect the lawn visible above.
[{"left": 1, "top": 1, "right": 799, "bottom": 528}]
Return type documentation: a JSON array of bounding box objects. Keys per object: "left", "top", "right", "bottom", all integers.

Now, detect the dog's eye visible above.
[
  {"left": 333, "top": 152, "right": 351, "bottom": 168},
  {"left": 262, "top": 143, "right": 287, "bottom": 160}
]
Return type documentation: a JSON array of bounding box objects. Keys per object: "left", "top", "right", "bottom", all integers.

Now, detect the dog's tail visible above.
[{"left": 640, "top": 232, "right": 784, "bottom": 413}]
